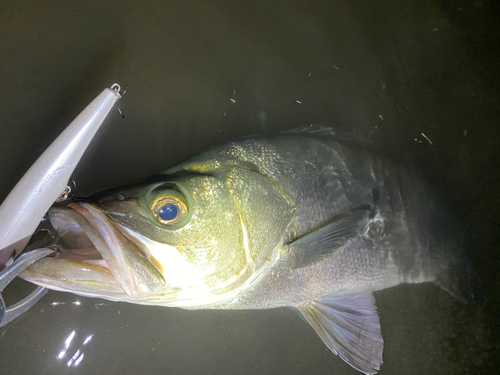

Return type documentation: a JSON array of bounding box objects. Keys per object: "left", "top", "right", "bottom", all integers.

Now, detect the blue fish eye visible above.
[
  {"left": 158, "top": 204, "right": 178, "bottom": 221},
  {"left": 150, "top": 193, "right": 188, "bottom": 226}
]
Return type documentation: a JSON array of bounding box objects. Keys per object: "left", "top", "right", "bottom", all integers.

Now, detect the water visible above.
[{"left": 0, "top": 0, "right": 499, "bottom": 373}]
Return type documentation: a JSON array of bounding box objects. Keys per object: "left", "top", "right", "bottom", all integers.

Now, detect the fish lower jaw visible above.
[
  {"left": 19, "top": 256, "right": 227, "bottom": 306},
  {"left": 20, "top": 257, "right": 127, "bottom": 297}
]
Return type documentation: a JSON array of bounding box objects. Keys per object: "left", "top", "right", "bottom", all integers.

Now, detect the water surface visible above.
[{"left": 0, "top": 1, "right": 498, "bottom": 374}]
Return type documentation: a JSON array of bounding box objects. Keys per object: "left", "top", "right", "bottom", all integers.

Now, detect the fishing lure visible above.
[{"left": 0, "top": 84, "right": 122, "bottom": 327}]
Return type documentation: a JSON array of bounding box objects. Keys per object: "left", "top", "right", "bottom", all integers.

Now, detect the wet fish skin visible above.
[{"left": 21, "top": 127, "right": 482, "bottom": 374}]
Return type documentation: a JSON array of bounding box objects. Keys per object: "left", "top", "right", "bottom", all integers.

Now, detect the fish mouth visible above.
[{"left": 20, "top": 202, "right": 166, "bottom": 301}]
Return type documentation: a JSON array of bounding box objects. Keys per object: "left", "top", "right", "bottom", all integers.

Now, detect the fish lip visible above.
[
  {"left": 72, "top": 202, "right": 165, "bottom": 297},
  {"left": 65, "top": 202, "right": 131, "bottom": 290},
  {"left": 29, "top": 201, "right": 165, "bottom": 298},
  {"left": 49, "top": 202, "right": 112, "bottom": 261},
  {"left": 41, "top": 202, "right": 125, "bottom": 292}
]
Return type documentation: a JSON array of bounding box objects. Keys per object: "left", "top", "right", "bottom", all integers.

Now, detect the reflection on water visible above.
[
  {"left": 53, "top": 301, "right": 94, "bottom": 368},
  {"left": 57, "top": 330, "right": 75, "bottom": 360},
  {"left": 56, "top": 329, "right": 94, "bottom": 367},
  {"left": 51, "top": 300, "right": 81, "bottom": 307}
]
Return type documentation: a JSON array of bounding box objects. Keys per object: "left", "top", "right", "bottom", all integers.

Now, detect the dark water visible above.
[{"left": 0, "top": 1, "right": 499, "bottom": 374}]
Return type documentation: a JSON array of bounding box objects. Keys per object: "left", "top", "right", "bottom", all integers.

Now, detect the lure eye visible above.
[{"left": 150, "top": 194, "right": 187, "bottom": 225}]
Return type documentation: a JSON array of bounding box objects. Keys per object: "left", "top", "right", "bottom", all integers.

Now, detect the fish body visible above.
[{"left": 21, "top": 127, "right": 481, "bottom": 374}]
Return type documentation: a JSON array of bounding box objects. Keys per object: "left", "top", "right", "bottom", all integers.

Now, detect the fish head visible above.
[{"left": 21, "top": 167, "right": 295, "bottom": 307}]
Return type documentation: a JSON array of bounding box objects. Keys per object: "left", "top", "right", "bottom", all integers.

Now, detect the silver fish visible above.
[{"left": 21, "top": 127, "right": 482, "bottom": 374}]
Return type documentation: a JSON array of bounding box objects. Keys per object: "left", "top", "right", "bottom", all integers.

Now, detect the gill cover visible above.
[{"left": 99, "top": 160, "right": 295, "bottom": 299}]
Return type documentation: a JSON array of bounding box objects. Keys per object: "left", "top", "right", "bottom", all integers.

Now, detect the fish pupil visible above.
[{"left": 158, "top": 204, "right": 178, "bottom": 221}]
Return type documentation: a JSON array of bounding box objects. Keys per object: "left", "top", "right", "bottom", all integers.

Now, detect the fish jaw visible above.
[
  {"left": 20, "top": 203, "right": 166, "bottom": 300},
  {"left": 20, "top": 257, "right": 127, "bottom": 299}
]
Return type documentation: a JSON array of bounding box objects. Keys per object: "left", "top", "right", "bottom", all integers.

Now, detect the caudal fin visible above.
[{"left": 434, "top": 259, "right": 486, "bottom": 305}]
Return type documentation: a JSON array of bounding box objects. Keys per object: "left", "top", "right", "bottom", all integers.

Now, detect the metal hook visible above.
[
  {"left": 111, "top": 84, "right": 129, "bottom": 119},
  {"left": 117, "top": 106, "right": 126, "bottom": 119},
  {"left": 110, "top": 83, "right": 121, "bottom": 93},
  {"left": 56, "top": 179, "right": 78, "bottom": 203},
  {"left": 0, "top": 247, "right": 55, "bottom": 327},
  {"left": 56, "top": 186, "right": 71, "bottom": 203}
]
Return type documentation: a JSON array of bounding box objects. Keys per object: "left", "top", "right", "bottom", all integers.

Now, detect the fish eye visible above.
[
  {"left": 159, "top": 204, "right": 178, "bottom": 221},
  {"left": 149, "top": 194, "right": 188, "bottom": 226},
  {"left": 116, "top": 193, "right": 127, "bottom": 201}
]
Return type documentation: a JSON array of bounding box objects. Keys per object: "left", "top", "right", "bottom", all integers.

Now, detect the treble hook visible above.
[
  {"left": 0, "top": 248, "right": 55, "bottom": 327},
  {"left": 112, "top": 84, "right": 129, "bottom": 119}
]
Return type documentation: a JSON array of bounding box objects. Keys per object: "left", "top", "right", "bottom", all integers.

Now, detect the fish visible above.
[{"left": 20, "top": 126, "right": 482, "bottom": 374}]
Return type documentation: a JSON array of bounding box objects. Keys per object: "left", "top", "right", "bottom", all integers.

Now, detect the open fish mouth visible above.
[{"left": 20, "top": 203, "right": 166, "bottom": 300}]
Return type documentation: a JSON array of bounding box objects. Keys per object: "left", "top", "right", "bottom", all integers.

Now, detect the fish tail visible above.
[{"left": 434, "top": 257, "right": 486, "bottom": 305}]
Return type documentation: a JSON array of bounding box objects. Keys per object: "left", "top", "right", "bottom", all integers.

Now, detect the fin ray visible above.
[
  {"left": 290, "top": 208, "right": 369, "bottom": 269},
  {"left": 434, "top": 259, "right": 486, "bottom": 304},
  {"left": 298, "top": 292, "right": 383, "bottom": 374}
]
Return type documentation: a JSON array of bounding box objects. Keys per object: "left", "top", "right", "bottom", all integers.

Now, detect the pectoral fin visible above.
[
  {"left": 298, "top": 292, "right": 383, "bottom": 375},
  {"left": 290, "top": 208, "right": 369, "bottom": 269}
]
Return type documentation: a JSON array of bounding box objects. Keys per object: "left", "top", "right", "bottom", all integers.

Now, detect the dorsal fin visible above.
[
  {"left": 279, "top": 125, "right": 336, "bottom": 136},
  {"left": 280, "top": 126, "right": 369, "bottom": 146}
]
